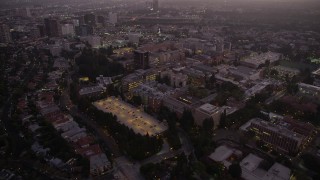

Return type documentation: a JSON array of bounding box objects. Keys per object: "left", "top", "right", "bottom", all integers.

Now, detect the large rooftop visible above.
[
  {"left": 198, "top": 103, "right": 220, "bottom": 115},
  {"left": 241, "top": 153, "right": 263, "bottom": 172},
  {"left": 209, "top": 145, "right": 234, "bottom": 162},
  {"left": 241, "top": 52, "right": 281, "bottom": 68},
  {"left": 240, "top": 153, "right": 291, "bottom": 180}
]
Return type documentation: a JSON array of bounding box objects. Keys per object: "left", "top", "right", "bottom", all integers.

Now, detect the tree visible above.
[
  {"left": 219, "top": 109, "right": 227, "bottom": 129},
  {"left": 202, "top": 118, "right": 214, "bottom": 133},
  {"left": 180, "top": 110, "right": 195, "bottom": 132},
  {"left": 284, "top": 74, "right": 299, "bottom": 95},
  {"left": 206, "top": 74, "right": 216, "bottom": 89},
  {"left": 228, "top": 163, "right": 242, "bottom": 179},
  {"left": 157, "top": 75, "right": 170, "bottom": 86},
  {"left": 107, "top": 45, "right": 113, "bottom": 56},
  {"left": 301, "top": 154, "right": 320, "bottom": 173},
  {"left": 303, "top": 68, "right": 314, "bottom": 84},
  {"left": 265, "top": 59, "right": 270, "bottom": 67},
  {"left": 131, "top": 95, "right": 142, "bottom": 106},
  {"left": 270, "top": 69, "right": 279, "bottom": 76}
]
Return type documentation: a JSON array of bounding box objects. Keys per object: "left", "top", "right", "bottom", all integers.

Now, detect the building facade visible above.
[
  {"left": 247, "top": 118, "right": 305, "bottom": 154},
  {"left": 44, "top": 18, "right": 61, "bottom": 37},
  {"left": 134, "top": 50, "right": 149, "bottom": 69},
  {"left": 0, "top": 24, "right": 12, "bottom": 43}
]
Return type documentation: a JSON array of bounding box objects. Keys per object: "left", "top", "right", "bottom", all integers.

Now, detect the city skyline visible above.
[{"left": 0, "top": 0, "right": 319, "bottom": 179}]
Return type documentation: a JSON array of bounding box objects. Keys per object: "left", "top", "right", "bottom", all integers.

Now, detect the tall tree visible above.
[
  {"left": 202, "top": 117, "right": 214, "bottom": 132},
  {"left": 228, "top": 163, "right": 242, "bottom": 179},
  {"left": 219, "top": 109, "right": 227, "bottom": 129},
  {"left": 180, "top": 110, "right": 195, "bottom": 132}
]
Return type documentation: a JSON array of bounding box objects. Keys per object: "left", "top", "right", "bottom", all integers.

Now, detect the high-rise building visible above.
[
  {"left": 97, "top": 15, "right": 105, "bottom": 26},
  {"left": 72, "top": 19, "right": 80, "bottom": 26},
  {"left": 25, "top": 7, "right": 32, "bottom": 17},
  {"left": 84, "top": 14, "right": 96, "bottom": 26},
  {"left": 312, "top": 68, "right": 320, "bottom": 87},
  {"left": 82, "top": 36, "right": 101, "bottom": 48},
  {"left": 61, "top": 24, "right": 75, "bottom": 37},
  {"left": 75, "top": 25, "right": 93, "bottom": 37},
  {"left": 194, "top": 103, "right": 221, "bottom": 129},
  {"left": 134, "top": 50, "right": 149, "bottom": 69},
  {"left": 44, "top": 18, "right": 61, "bottom": 37},
  {"left": 153, "top": 0, "right": 159, "bottom": 11},
  {"left": 0, "top": 24, "right": 12, "bottom": 43},
  {"left": 15, "top": 7, "right": 32, "bottom": 17},
  {"left": 37, "top": 25, "right": 46, "bottom": 37},
  {"left": 108, "top": 12, "right": 117, "bottom": 25}
]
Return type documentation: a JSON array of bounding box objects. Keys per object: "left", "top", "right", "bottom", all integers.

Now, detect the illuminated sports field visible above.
[{"left": 93, "top": 97, "right": 167, "bottom": 136}]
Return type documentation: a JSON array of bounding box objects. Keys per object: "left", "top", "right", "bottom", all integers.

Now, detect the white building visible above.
[
  {"left": 208, "top": 145, "right": 242, "bottom": 168},
  {"left": 194, "top": 103, "right": 221, "bottom": 129},
  {"left": 79, "top": 85, "right": 105, "bottom": 97},
  {"left": 241, "top": 52, "right": 282, "bottom": 69},
  {"left": 240, "top": 153, "right": 291, "bottom": 180},
  {"left": 61, "top": 24, "right": 75, "bottom": 37},
  {"left": 72, "top": 19, "right": 80, "bottom": 26},
  {"left": 108, "top": 12, "right": 117, "bottom": 25},
  {"left": 81, "top": 36, "right": 101, "bottom": 48}
]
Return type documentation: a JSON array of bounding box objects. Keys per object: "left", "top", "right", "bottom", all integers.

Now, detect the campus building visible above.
[{"left": 240, "top": 118, "right": 315, "bottom": 154}]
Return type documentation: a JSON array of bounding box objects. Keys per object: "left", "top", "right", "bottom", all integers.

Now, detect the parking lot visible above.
[{"left": 93, "top": 97, "right": 167, "bottom": 136}]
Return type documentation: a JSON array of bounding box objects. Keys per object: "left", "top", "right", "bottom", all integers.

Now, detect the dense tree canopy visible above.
[
  {"left": 180, "top": 110, "right": 195, "bottom": 132},
  {"left": 75, "top": 49, "right": 124, "bottom": 80},
  {"left": 202, "top": 118, "right": 214, "bottom": 133},
  {"left": 228, "top": 163, "right": 242, "bottom": 179}
]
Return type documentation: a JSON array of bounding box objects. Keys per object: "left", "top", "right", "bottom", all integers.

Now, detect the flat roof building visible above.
[
  {"left": 240, "top": 153, "right": 291, "bottom": 180},
  {"left": 208, "top": 145, "right": 242, "bottom": 168},
  {"left": 241, "top": 118, "right": 307, "bottom": 154},
  {"left": 194, "top": 103, "right": 221, "bottom": 129},
  {"left": 240, "top": 52, "right": 281, "bottom": 69}
]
